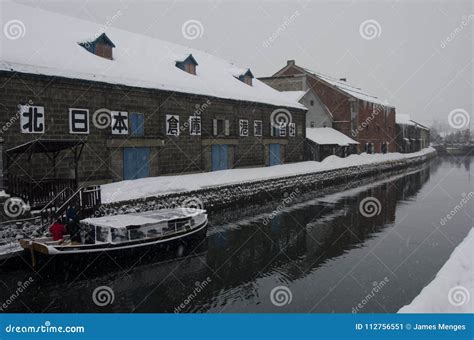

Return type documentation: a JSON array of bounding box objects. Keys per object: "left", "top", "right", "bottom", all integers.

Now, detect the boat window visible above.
[
  {"left": 111, "top": 229, "right": 129, "bottom": 243},
  {"left": 96, "top": 227, "right": 109, "bottom": 243},
  {"left": 130, "top": 229, "right": 146, "bottom": 241},
  {"left": 144, "top": 227, "right": 162, "bottom": 238}
]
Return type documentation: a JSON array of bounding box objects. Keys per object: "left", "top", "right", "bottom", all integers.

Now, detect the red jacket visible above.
[{"left": 50, "top": 222, "right": 66, "bottom": 241}]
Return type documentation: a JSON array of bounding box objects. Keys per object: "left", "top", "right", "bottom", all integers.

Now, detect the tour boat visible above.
[{"left": 19, "top": 208, "right": 208, "bottom": 263}]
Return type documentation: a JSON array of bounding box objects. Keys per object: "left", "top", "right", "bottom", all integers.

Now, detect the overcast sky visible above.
[{"left": 14, "top": 0, "right": 473, "bottom": 128}]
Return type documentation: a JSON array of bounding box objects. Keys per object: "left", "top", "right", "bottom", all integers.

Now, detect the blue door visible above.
[
  {"left": 123, "top": 147, "right": 150, "bottom": 180},
  {"left": 211, "top": 145, "right": 228, "bottom": 171},
  {"left": 269, "top": 144, "right": 281, "bottom": 166}
]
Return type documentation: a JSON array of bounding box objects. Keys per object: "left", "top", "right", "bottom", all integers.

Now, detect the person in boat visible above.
[
  {"left": 66, "top": 212, "right": 83, "bottom": 244},
  {"left": 49, "top": 218, "right": 66, "bottom": 241}
]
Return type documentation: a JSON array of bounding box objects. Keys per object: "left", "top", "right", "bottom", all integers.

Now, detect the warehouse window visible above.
[
  {"left": 213, "top": 119, "right": 230, "bottom": 136},
  {"left": 130, "top": 113, "right": 144, "bottom": 136}
]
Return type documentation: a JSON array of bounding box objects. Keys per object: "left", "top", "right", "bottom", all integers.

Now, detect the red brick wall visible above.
[
  {"left": 277, "top": 65, "right": 396, "bottom": 153},
  {"left": 357, "top": 104, "right": 396, "bottom": 153},
  {"left": 278, "top": 67, "right": 352, "bottom": 137}
]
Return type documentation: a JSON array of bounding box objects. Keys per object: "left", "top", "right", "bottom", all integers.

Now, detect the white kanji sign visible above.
[
  {"left": 279, "top": 122, "right": 287, "bottom": 137},
  {"left": 289, "top": 123, "right": 296, "bottom": 137},
  {"left": 166, "top": 114, "right": 180, "bottom": 136},
  {"left": 189, "top": 116, "right": 201, "bottom": 136},
  {"left": 239, "top": 119, "right": 249, "bottom": 137},
  {"left": 20, "top": 105, "right": 44, "bottom": 134},
  {"left": 111, "top": 111, "right": 129, "bottom": 135},
  {"left": 69, "top": 108, "right": 89, "bottom": 134}
]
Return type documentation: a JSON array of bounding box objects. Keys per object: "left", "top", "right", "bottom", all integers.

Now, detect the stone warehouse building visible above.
[
  {"left": 0, "top": 2, "right": 306, "bottom": 199},
  {"left": 395, "top": 114, "right": 430, "bottom": 153},
  {"left": 260, "top": 60, "right": 397, "bottom": 154}
]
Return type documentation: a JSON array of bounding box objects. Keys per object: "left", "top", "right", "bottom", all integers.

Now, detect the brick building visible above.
[
  {"left": 259, "top": 60, "right": 397, "bottom": 153},
  {"left": 0, "top": 3, "right": 306, "bottom": 203}
]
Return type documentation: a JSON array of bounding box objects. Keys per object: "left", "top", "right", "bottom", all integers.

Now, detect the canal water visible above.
[{"left": 1, "top": 156, "right": 472, "bottom": 313}]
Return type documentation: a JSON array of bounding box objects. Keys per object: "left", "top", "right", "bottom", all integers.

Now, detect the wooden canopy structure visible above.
[{"left": 6, "top": 139, "right": 86, "bottom": 207}]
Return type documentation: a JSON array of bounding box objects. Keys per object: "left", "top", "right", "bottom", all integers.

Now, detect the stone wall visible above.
[{"left": 0, "top": 71, "right": 306, "bottom": 185}]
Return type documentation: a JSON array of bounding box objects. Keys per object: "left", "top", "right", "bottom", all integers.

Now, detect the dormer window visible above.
[
  {"left": 176, "top": 54, "right": 198, "bottom": 75},
  {"left": 235, "top": 69, "right": 254, "bottom": 86},
  {"left": 79, "top": 33, "right": 116, "bottom": 60}
]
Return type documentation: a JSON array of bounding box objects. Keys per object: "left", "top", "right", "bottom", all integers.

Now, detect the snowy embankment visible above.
[
  {"left": 102, "top": 148, "right": 436, "bottom": 204},
  {"left": 399, "top": 228, "right": 473, "bottom": 313}
]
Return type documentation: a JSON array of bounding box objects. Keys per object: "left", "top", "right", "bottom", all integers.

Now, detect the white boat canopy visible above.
[{"left": 82, "top": 208, "right": 206, "bottom": 229}]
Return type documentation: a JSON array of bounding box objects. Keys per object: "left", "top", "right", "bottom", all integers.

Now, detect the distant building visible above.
[
  {"left": 0, "top": 3, "right": 307, "bottom": 206},
  {"left": 306, "top": 128, "right": 359, "bottom": 161},
  {"left": 395, "top": 114, "right": 430, "bottom": 153},
  {"left": 260, "top": 60, "right": 397, "bottom": 154}
]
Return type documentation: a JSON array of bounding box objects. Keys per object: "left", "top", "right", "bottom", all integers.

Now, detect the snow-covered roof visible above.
[
  {"left": 306, "top": 127, "right": 359, "bottom": 146},
  {"left": 396, "top": 114, "right": 415, "bottom": 126},
  {"left": 82, "top": 208, "right": 205, "bottom": 229},
  {"left": 0, "top": 2, "right": 305, "bottom": 110},
  {"left": 302, "top": 68, "right": 392, "bottom": 107},
  {"left": 278, "top": 90, "right": 307, "bottom": 103}
]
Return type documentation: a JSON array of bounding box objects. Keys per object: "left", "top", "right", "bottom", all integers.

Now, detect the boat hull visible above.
[{"left": 20, "top": 221, "right": 208, "bottom": 272}]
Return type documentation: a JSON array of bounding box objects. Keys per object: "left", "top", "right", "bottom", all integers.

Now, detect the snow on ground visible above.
[
  {"left": 399, "top": 228, "right": 473, "bottom": 313},
  {"left": 102, "top": 147, "right": 435, "bottom": 204}
]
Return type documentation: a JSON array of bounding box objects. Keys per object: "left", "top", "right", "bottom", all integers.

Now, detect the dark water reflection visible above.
[{"left": 1, "top": 156, "right": 472, "bottom": 313}]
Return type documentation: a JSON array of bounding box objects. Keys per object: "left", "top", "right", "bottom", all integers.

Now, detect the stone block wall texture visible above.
[{"left": 0, "top": 72, "right": 306, "bottom": 185}]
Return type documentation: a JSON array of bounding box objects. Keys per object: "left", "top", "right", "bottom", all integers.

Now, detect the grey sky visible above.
[{"left": 14, "top": 0, "right": 473, "bottom": 128}]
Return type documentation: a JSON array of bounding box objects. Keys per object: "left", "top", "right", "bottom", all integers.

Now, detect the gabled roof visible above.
[
  {"left": 271, "top": 62, "right": 393, "bottom": 107},
  {"left": 306, "top": 128, "right": 359, "bottom": 146},
  {"left": 175, "top": 54, "right": 198, "bottom": 66},
  {"left": 78, "top": 33, "right": 116, "bottom": 47},
  {"left": 0, "top": 2, "right": 305, "bottom": 110}
]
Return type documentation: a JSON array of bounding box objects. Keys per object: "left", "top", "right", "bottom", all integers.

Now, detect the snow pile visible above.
[
  {"left": 306, "top": 127, "right": 359, "bottom": 146},
  {"left": 0, "top": 1, "right": 305, "bottom": 110},
  {"left": 102, "top": 147, "right": 435, "bottom": 203},
  {"left": 399, "top": 228, "right": 473, "bottom": 313}
]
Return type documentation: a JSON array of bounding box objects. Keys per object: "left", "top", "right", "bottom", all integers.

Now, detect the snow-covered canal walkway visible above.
[
  {"left": 102, "top": 148, "right": 436, "bottom": 204},
  {"left": 399, "top": 228, "right": 473, "bottom": 313}
]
